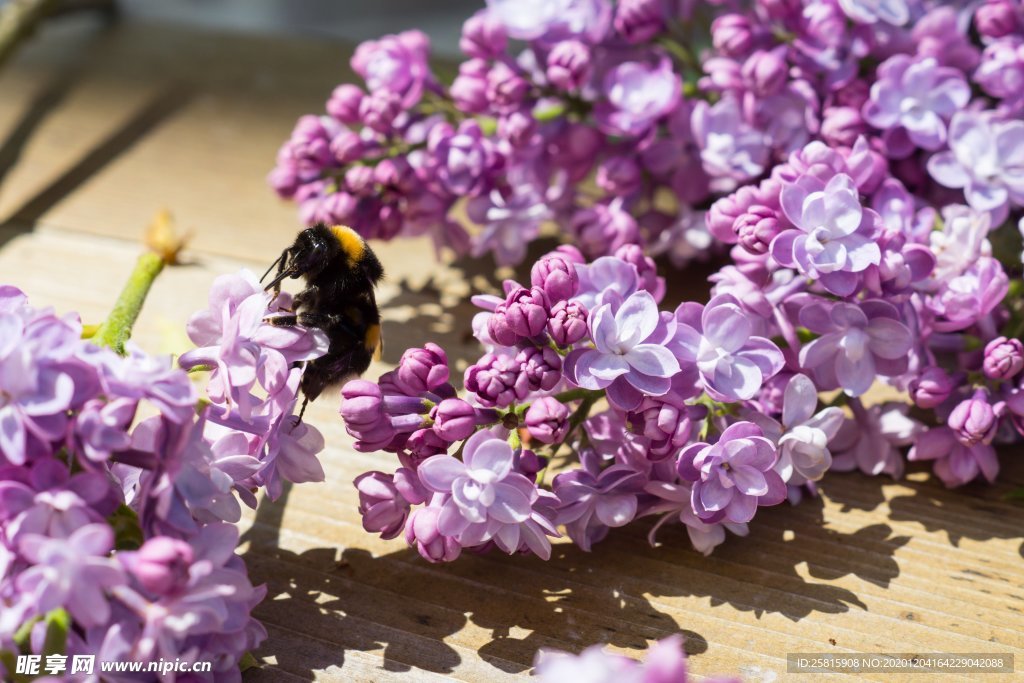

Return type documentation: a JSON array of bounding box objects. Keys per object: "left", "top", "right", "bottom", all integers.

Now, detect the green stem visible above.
[
  {"left": 553, "top": 388, "right": 603, "bottom": 404},
  {"left": 0, "top": 0, "right": 59, "bottom": 70},
  {"left": 90, "top": 252, "right": 164, "bottom": 355}
]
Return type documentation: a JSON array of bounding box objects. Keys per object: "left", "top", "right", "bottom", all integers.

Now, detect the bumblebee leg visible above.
[
  {"left": 265, "top": 313, "right": 298, "bottom": 327},
  {"left": 295, "top": 312, "right": 356, "bottom": 335},
  {"left": 293, "top": 285, "right": 320, "bottom": 310}
]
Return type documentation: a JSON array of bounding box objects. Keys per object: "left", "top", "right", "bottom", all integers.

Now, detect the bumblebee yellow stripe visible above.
[{"left": 330, "top": 225, "right": 366, "bottom": 265}]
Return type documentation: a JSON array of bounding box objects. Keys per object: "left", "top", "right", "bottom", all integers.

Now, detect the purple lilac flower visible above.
[
  {"left": 0, "top": 458, "right": 113, "bottom": 542},
  {"left": 863, "top": 56, "right": 970, "bottom": 156},
  {"left": 921, "top": 205, "right": 992, "bottom": 291},
  {"left": 417, "top": 429, "right": 558, "bottom": 559},
  {"left": 928, "top": 112, "right": 1024, "bottom": 217},
  {"left": 350, "top": 30, "right": 433, "bottom": 107},
  {"left": 16, "top": 523, "right": 126, "bottom": 628},
  {"left": 534, "top": 635, "right": 718, "bottom": 683},
  {"left": 927, "top": 257, "right": 1009, "bottom": 333},
  {"left": 553, "top": 450, "right": 646, "bottom": 550},
  {"left": 830, "top": 403, "right": 923, "bottom": 477},
  {"left": 595, "top": 57, "right": 681, "bottom": 137},
  {"left": 799, "top": 300, "right": 913, "bottom": 397},
  {"left": 773, "top": 173, "right": 882, "bottom": 296},
  {"left": 644, "top": 479, "right": 749, "bottom": 556},
  {"left": 178, "top": 270, "right": 328, "bottom": 418},
  {"left": 672, "top": 294, "right": 784, "bottom": 403},
  {"left": 0, "top": 309, "right": 84, "bottom": 466},
  {"left": 564, "top": 290, "right": 682, "bottom": 410},
  {"left": 427, "top": 120, "right": 500, "bottom": 196},
  {"left": 572, "top": 255, "right": 641, "bottom": 311},
  {"left": 678, "top": 422, "right": 786, "bottom": 524},
  {"left": 974, "top": 39, "right": 1024, "bottom": 101},
  {"left": 909, "top": 428, "right": 999, "bottom": 487},
  {"left": 110, "top": 523, "right": 266, "bottom": 665},
  {"left": 467, "top": 168, "right": 552, "bottom": 266},
  {"left": 754, "top": 374, "right": 844, "bottom": 484},
  {"left": 691, "top": 96, "right": 770, "bottom": 192},
  {"left": 838, "top": 0, "right": 909, "bottom": 25}
]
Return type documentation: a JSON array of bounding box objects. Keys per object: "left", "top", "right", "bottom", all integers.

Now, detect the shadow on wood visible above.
[{"left": 235, "top": 479, "right": 923, "bottom": 680}]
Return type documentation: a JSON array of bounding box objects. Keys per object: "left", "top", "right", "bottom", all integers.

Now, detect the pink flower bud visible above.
[{"left": 525, "top": 397, "right": 570, "bottom": 444}]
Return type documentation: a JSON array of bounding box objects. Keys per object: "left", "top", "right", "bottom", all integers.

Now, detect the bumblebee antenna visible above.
[{"left": 260, "top": 253, "right": 284, "bottom": 284}]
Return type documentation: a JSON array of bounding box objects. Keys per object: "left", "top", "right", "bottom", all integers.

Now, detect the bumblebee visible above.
[{"left": 262, "top": 223, "right": 384, "bottom": 409}]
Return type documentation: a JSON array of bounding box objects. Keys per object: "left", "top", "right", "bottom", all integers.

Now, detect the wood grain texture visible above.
[{"left": 0, "top": 16, "right": 1021, "bottom": 683}]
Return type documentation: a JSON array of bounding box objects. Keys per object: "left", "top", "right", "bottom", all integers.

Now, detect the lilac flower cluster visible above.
[
  {"left": 0, "top": 272, "right": 329, "bottom": 680},
  {"left": 344, "top": 211, "right": 1023, "bottom": 564},
  {"left": 269, "top": 0, "right": 1024, "bottom": 283},
  {"left": 533, "top": 634, "right": 740, "bottom": 683}
]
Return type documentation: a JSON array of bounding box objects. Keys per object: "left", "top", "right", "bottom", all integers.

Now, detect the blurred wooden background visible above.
[{"left": 0, "top": 7, "right": 1021, "bottom": 683}]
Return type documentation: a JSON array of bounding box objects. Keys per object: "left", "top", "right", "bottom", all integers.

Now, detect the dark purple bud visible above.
[
  {"left": 460, "top": 9, "right": 507, "bottom": 59},
  {"left": 464, "top": 352, "right": 530, "bottom": 407},
  {"left": 948, "top": 392, "right": 998, "bottom": 446},
  {"left": 734, "top": 205, "right": 780, "bottom": 255},
  {"left": 487, "top": 304, "right": 521, "bottom": 347},
  {"left": 498, "top": 110, "right": 538, "bottom": 148},
  {"left": 395, "top": 343, "right": 450, "bottom": 395},
  {"left": 832, "top": 78, "right": 871, "bottom": 110},
  {"left": 517, "top": 346, "right": 562, "bottom": 392},
  {"left": 525, "top": 397, "right": 570, "bottom": 444},
  {"left": 516, "top": 449, "right": 546, "bottom": 478},
  {"left": 976, "top": 0, "right": 1020, "bottom": 38},
  {"left": 340, "top": 380, "right": 385, "bottom": 428},
  {"left": 354, "top": 471, "right": 410, "bottom": 540},
  {"left": 432, "top": 398, "right": 479, "bottom": 441},
  {"left": 531, "top": 256, "right": 579, "bottom": 303},
  {"left": 614, "top": 0, "right": 666, "bottom": 43},
  {"left": 909, "top": 367, "right": 955, "bottom": 409},
  {"left": 375, "top": 157, "right": 414, "bottom": 191},
  {"left": 330, "top": 130, "right": 365, "bottom": 164},
  {"left": 405, "top": 428, "right": 449, "bottom": 460},
  {"left": 406, "top": 506, "right": 461, "bottom": 563},
  {"left": 571, "top": 203, "right": 639, "bottom": 258},
  {"left": 326, "top": 84, "right": 364, "bottom": 124},
  {"left": 487, "top": 62, "right": 529, "bottom": 114},
  {"left": 596, "top": 155, "right": 642, "bottom": 195},
  {"left": 547, "top": 300, "right": 589, "bottom": 347},
  {"left": 706, "top": 186, "right": 757, "bottom": 244},
  {"left": 451, "top": 59, "right": 490, "bottom": 114},
  {"left": 820, "top": 106, "right": 867, "bottom": 148},
  {"left": 742, "top": 48, "right": 787, "bottom": 96},
  {"left": 344, "top": 165, "right": 376, "bottom": 196},
  {"left": 712, "top": 14, "right": 756, "bottom": 58},
  {"left": 547, "top": 39, "right": 591, "bottom": 91},
  {"left": 983, "top": 336, "right": 1024, "bottom": 380},
  {"left": 121, "top": 537, "right": 193, "bottom": 595},
  {"left": 505, "top": 286, "right": 549, "bottom": 338},
  {"left": 359, "top": 90, "right": 403, "bottom": 133}
]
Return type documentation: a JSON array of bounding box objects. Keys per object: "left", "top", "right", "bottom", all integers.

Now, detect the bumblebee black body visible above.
[{"left": 263, "top": 223, "right": 384, "bottom": 405}]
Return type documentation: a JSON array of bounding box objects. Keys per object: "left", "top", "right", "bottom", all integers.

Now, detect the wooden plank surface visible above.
[{"left": 0, "top": 15, "right": 1022, "bottom": 683}]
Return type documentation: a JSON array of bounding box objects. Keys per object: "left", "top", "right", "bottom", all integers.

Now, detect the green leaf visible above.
[
  {"left": 108, "top": 503, "right": 144, "bottom": 550},
  {"left": 41, "top": 608, "right": 70, "bottom": 657},
  {"left": 238, "top": 651, "right": 260, "bottom": 672}
]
